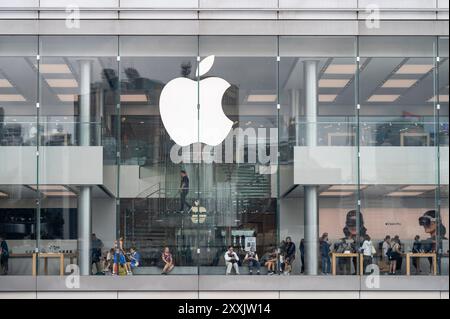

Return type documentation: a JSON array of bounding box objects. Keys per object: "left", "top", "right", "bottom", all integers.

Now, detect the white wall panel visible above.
[
  {"left": 294, "top": 146, "right": 448, "bottom": 185},
  {"left": 121, "top": 0, "right": 198, "bottom": 8},
  {"left": 359, "top": 0, "right": 437, "bottom": 9},
  {"left": 0, "top": 146, "right": 103, "bottom": 185},
  {"left": 0, "top": 0, "right": 38, "bottom": 7},
  {"left": 280, "top": 0, "right": 357, "bottom": 8},
  {"left": 200, "top": 0, "right": 278, "bottom": 9},
  {"left": 40, "top": 0, "right": 119, "bottom": 7}
]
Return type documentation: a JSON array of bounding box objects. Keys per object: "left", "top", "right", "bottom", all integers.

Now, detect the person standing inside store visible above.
[
  {"left": 179, "top": 170, "right": 191, "bottom": 213},
  {"left": 91, "top": 233, "right": 104, "bottom": 275},
  {"left": 0, "top": 234, "right": 9, "bottom": 275},
  {"left": 320, "top": 233, "right": 331, "bottom": 275},
  {"left": 360, "top": 234, "right": 375, "bottom": 274},
  {"left": 412, "top": 235, "right": 422, "bottom": 274},
  {"left": 299, "top": 239, "right": 305, "bottom": 274},
  {"left": 284, "top": 237, "right": 296, "bottom": 275}
]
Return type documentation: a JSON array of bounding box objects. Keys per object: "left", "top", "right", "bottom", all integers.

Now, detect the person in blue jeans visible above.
[
  {"left": 320, "top": 233, "right": 331, "bottom": 275},
  {"left": 244, "top": 248, "right": 261, "bottom": 275}
]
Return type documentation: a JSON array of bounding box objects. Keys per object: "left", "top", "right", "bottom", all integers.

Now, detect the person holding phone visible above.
[{"left": 224, "top": 246, "right": 240, "bottom": 275}]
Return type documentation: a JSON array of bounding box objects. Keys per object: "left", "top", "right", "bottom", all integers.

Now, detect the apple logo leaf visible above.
[{"left": 196, "top": 55, "right": 215, "bottom": 78}]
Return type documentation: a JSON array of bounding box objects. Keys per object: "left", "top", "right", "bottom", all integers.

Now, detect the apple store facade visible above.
[{"left": 0, "top": 2, "right": 449, "bottom": 299}]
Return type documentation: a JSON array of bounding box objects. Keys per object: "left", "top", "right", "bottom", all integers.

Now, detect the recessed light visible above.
[
  {"left": 328, "top": 185, "right": 368, "bottom": 191},
  {"left": 324, "top": 64, "right": 356, "bottom": 74},
  {"left": 428, "top": 95, "right": 449, "bottom": 103},
  {"left": 386, "top": 191, "right": 424, "bottom": 197},
  {"left": 42, "top": 191, "right": 76, "bottom": 197},
  {"left": 57, "top": 94, "right": 78, "bottom": 102},
  {"left": 29, "top": 185, "right": 68, "bottom": 191},
  {"left": 319, "top": 79, "right": 350, "bottom": 88},
  {"left": 318, "top": 94, "right": 337, "bottom": 102},
  {"left": 367, "top": 95, "right": 400, "bottom": 102},
  {"left": 382, "top": 79, "right": 417, "bottom": 88},
  {"left": 396, "top": 64, "right": 433, "bottom": 74},
  {"left": 401, "top": 185, "right": 437, "bottom": 191},
  {"left": 46, "top": 79, "right": 78, "bottom": 88},
  {"left": 320, "top": 191, "right": 354, "bottom": 197},
  {"left": 40, "top": 64, "right": 72, "bottom": 74},
  {"left": 0, "top": 191, "right": 8, "bottom": 197},
  {"left": 120, "top": 94, "right": 148, "bottom": 102},
  {"left": 0, "top": 94, "right": 26, "bottom": 102},
  {"left": 247, "top": 94, "right": 277, "bottom": 103},
  {"left": 0, "top": 79, "right": 13, "bottom": 88}
]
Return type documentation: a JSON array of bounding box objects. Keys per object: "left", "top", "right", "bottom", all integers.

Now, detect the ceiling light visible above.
[
  {"left": 382, "top": 79, "right": 417, "bottom": 88},
  {"left": 324, "top": 64, "right": 356, "bottom": 74},
  {"left": 0, "top": 191, "right": 8, "bottom": 197},
  {"left": 120, "top": 94, "right": 148, "bottom": 103},
  {"left": 57, "top": 94, "right": 78, "bottom": 102},
  {"left": 40, "top": 64, "right": 72, "bottom": 74},
  {"left": 0, "top": 94, "right": 26, "bottom": 102},
  {"left": 319, "top": 79, "right": 350, "bottom": 88},
  {"left": 328, "top": 185, "right": 368, "bottom": 191},
  {"left": 318, "top": 94, "right": 337, "bottom": 102},
  {"left": 42, "top": 191, "right": 76, "bottom": 197},
  {"left": 320, "top": 191, "right": 354, "bottom": 197},
  {"left": 367, "top": 95, "right": 400, "bottom": 102},
  {"left": 396, "top": 64, "right": 433, "bottom": 74},
  {"left": 386, "top": 191, "right": 424, "bottom": 197},
  {"left": 29, "top": 185, "right": 68, "bottom": 191},
  {"left": 247, "top": 94, "right": 277, "bottom": 103},
  {"left": 45, "top": 79, "right": 78, "bottom": 88},
  {"left": 401, "top": 185, "right": 437, "bottom": 191},
  {"left": 428, "top": 95, "right": 449, "bottom": 103},
  {"left": 0, "top": 79, "right": 13, "bottom": 88}
]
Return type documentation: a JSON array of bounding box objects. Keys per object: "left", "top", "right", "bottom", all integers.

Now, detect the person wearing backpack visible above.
[{"left": 388, "top": 238, "right": 401, "bottom": 275}]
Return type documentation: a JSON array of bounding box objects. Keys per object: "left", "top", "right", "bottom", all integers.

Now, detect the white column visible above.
[
  {"left": 78, "top": 60, "right": 92, "bottom": 276},
  {"left": 303, "top": 60, "right": 319, "bottom": 275}
]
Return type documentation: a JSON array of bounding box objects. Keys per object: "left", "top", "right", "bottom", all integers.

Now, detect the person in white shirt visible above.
[
  {"left": 382, "top": 235, "right": 391, "bottom": 263},
  {"left": 224, "top": 246, "right": 240, "bottom": 275},
  {"left": 360, "top": 235, "right": 375, "bottom": 274}
]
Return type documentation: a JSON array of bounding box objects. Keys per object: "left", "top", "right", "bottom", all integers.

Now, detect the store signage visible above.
[{"left": 159, "top": 55, "right": 233, "bottom": 147}]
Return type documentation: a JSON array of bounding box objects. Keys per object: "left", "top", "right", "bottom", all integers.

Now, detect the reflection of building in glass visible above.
[{"left": 0, "top": 2, "right": 448, "bottom": 298}]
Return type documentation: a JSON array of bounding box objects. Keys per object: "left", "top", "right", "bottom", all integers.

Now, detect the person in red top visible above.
[{"left": 161, "top": 247, "right": 175, "bottom": 275}]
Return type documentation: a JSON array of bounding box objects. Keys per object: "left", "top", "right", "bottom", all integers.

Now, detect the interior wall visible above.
[{"left": 92, "top": 198, "right": 116, "bottom": 249}]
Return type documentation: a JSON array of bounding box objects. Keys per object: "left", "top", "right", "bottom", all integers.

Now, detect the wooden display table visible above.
[
  {"left": 405, "top": 252, "right": 437, "bottom": 276},
  {"left": 331, "top": 253, "right": 364, "bottom": 275},
  {"left": 10, "top": 252, "right": 78, "bottom": 276}
]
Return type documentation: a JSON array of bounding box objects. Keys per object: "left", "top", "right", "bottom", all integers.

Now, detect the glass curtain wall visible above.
[
  {"left": 279, "top": 36, "right": 358, "bottom": 275},
  {"left": 197, "top": 37, "right": 278, "bottom": 275},
  {"left": 0, "top": 35, "right": 448, "bottom": 277},
  {"left": 358, "top": 37, "right": 442, "bottom": 276},
  {"left": 118, "top": 36, "right": 198, "bottom": 274},
  {"left": 0, "top": 36, "right": 38, "bottom": 276}
]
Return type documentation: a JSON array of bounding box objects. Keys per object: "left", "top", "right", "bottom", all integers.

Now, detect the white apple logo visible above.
[{"left": 159, "top": 55, "right": 233, "bottom": 147}]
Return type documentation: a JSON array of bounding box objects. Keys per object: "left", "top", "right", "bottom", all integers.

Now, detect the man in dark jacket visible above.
[
  {"left": 179, "top": 170, "right": 191, "bottom": 212},
  {"left": 284, "top": 237, "right": 296, "bottom": 275},
  {"left": 0, "top": 234, "right": 9, "bottom": 275}
]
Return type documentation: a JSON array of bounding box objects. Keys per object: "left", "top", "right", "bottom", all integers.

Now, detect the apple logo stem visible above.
[{"left": 159, "top": 55, "right": 233, "bottom": 147}]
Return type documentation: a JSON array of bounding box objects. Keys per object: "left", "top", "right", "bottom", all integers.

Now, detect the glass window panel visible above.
[
  {"left": 359, "top": 37, "right": 440, "bottom": 276},
  {"left": 0, "top": 36, "right": 38, "bottom": 276},
  {"left": 279, "top": 36, "right": 358, "bottom": 275},
  {"left": 197, "top": 36, "right": 278, "bottom": 275},
  {"left": 119, "top": 36, "right": 198, "bottom": 274},
  {"left": 37, "top": 36, "right": 119, "bottom": 275}
]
